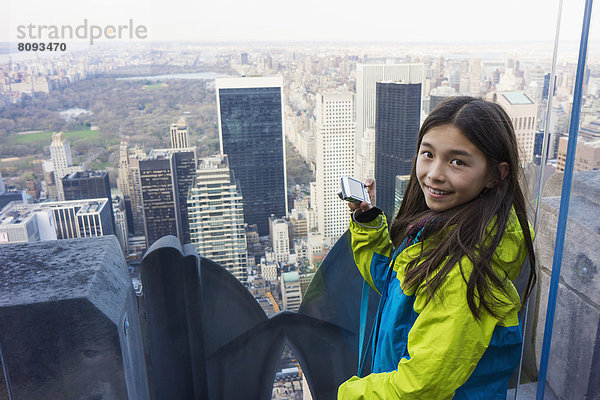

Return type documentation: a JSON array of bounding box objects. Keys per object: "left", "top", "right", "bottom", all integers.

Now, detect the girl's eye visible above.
[
  {"left": 451, "top": 159, "right": 465, "bottom": 166},
  {"left": 421, "top": 151, "right": 433, "bottom": 159}
]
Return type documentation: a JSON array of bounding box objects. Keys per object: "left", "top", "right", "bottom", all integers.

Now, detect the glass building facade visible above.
[
  {"left": 140, "top": 157, "right": 177, "bottom": 246},
  {"left": 216, "top": 77, "right": 288, "bottom": 236},
  {"left": 139, "top": 150, "right": 196, "bottom": 247},
  {"left": 374, "top": 82, "right": 421, "bottom": 219}
]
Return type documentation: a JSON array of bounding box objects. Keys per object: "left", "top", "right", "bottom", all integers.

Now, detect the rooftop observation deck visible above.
[{"left": 0, "top": 170, "right": 598, "bottom": 400}]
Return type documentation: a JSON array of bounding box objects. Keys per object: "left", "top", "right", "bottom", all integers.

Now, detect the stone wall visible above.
[{"left": 533, "top": 170, "right": 600, "bottom": 399}]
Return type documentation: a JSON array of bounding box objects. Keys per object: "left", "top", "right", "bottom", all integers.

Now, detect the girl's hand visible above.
[{"left": 348, "top": 178, "right": 376, "bottom": 214}]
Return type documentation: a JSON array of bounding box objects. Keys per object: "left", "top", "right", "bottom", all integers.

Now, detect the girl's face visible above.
[{"left": 416, "top": 124, "right": 494, "bottom": 212}]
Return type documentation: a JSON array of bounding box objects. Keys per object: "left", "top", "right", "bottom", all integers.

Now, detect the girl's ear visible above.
[
  {"left": 498, "top": 162, "right": 509, "bottom": 181},
  {"left": 485, "top": 162, "right": 509, "bottom": 188}
]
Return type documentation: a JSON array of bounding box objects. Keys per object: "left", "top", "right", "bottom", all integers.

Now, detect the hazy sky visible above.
[{"left": 2, "top": 0, "right": 598, "bottom": 44}]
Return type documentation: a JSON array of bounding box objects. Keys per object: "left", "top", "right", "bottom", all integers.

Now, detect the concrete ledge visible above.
[{"left": 0, "top": 236, "right": 149, "bottom": 400}]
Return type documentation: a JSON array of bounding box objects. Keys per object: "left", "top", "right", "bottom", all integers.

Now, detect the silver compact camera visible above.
[{"left": 337, "top": 177, "right": 371, "bottom": 205}]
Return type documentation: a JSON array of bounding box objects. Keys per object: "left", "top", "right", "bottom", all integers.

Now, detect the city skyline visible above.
[{"left": 0, "top": 9, "right": 599, "bottom": 398}]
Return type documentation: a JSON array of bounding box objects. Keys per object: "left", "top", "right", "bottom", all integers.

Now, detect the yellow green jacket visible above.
[{"left": 338, "top": 210, "right": 531, "bottom": 399}]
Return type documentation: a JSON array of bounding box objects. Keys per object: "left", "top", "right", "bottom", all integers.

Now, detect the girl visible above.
[{"left": 339, "top": 96, "right": 536, "bottom": 399}]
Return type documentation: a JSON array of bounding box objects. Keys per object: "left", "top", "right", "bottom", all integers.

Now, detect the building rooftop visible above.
[
  {"left": 499, "top": 91, "right": 534, "bottom": 105},
  {"left": 579, "top": 119, "right": 600, "bottom": 141},
  {"left": 0, "top": 199, "right": 108, "bottom": 227},
  {"left": 64, "top": 170, "right": 107, "bottom": 180},
  {"left": 0, "top": 202, "right": 38, "bottom": 226},
  {"left": 282, "top": 271, "right": 299, "bottom": 283}
]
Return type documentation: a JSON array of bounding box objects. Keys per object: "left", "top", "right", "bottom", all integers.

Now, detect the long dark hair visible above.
[{"left": 390, "top": 96, "right": 536, "bottom": 320}]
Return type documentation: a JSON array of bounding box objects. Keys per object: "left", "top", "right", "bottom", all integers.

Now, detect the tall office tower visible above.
[
  {"left": 0, "top": 173, "right": 4, "bottom": 194},
  {"left": 315, "top": 91, "right": 355, "bottom": 245},
  {"left": 270, "top": 216, "right": 290, "bottom": 264},
  {"left": 49, "top": 132, "right": 83, "bottom": 201},
  {"left": 494, "top": 92, "right": 538, "bottom": 164},
  {"left": 215, "top": 77, "right": 288, "bottom": 236},
  {"left": 117, "top": 141, "right": 149, "bottom": 236},
  {"left": 112, "top": 195, "right": 129, "bottom": 255},
  {"left": 139, "top": 150, "right": 195, "bottom": 247},
  {"left": 459, "top": 59, "right": 470, "bottom": 95},
  {"left": 117, "top": 140, "right": 131, "bottom": 198},
  {"left": 187, "top": 155, "right": 248, "bottom": 285},
  {"left": 172, "top": 150, "right": 196, "bottom": 244},
  {"left": 170, "top": 117, "right": 190, "bottom": 149},
  {"left": 117, "top": 140, "right": 136, "bottom": 234},
  {"left": 127, "top": 155, "right": 145, "bottom": 235},
  {"left": 139, "top": 156, "right": 176, "bottom": 246},
  {"left": 355, "top": 64, "right": 424, "bottom": 178},
  {"left": 470, "top": 59, "right": 482, "bottom": 96},
  {"left": 375, "top": 82, "right": 421, "bottom": 219},
  {"left": 157, "top": 148, "right": 197, "bottom": 244},
  {"left": 62, "top": 170, "right": 115, "bottom": 232}
]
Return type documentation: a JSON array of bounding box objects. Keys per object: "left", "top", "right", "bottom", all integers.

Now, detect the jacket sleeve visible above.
[
  {"left": 338, "top": 256, "right": 520, "bottom": 399},
  {"left": 349, "top": 212, "right": 393, "bottom": 295}
]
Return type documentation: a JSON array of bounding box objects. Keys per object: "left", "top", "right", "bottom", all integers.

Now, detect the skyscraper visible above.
[
  {"left": 355, "top": 64, "right": 424, "bottom": 177},
  {"left": 117, "top": 140, "right": 131, "bottom": 198},
  {"left": 493, "top": 91, "right": 538, "bottom": 164},
  {"left": 139, "top": 149, "right": 195, "bottom": 247},
  {"left": 170, "top": 117, "right": 190, "bottom": 149},
  {"left": 139, "top": 156, "right": 175, "bottom": 246},
  {"left": 117, "top": 140, "right": 146, "bottom": 235},
  {"left": 470, "top": 58, "right": 482, "bottom": 96},
  {"left": 112, "top": 195, "right": 129, "bottom": 255},
  {"left": 216, "top": 76, "right": 288, "bottom": 236},
  {"left": 375, "top": 82, "right": 422, "bottom": 218},
  {"left": 315, "top": 91, "right": 355, "bottom": 245},
  {"left": 127, "top": 153, "right": 146, "bottom": 235},
  {"left": 187, "top": 155, "right": 248, "bottom": 285},
  {"left": 49, "top": 132, "right": 83, "bottom": 201}
]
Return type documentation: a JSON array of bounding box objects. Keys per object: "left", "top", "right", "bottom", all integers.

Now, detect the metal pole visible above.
[{"left": 536, "top": 0, "right": 594, "bottom": 398}]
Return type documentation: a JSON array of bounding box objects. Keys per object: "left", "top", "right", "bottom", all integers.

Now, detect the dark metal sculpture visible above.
[{"left": 141, "top": 231, "right": 379, "bottom": 400}]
